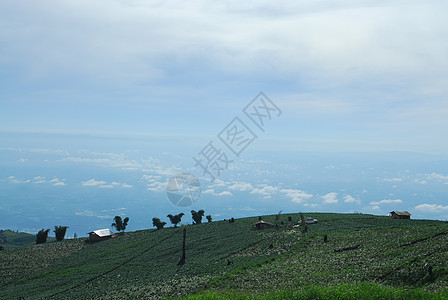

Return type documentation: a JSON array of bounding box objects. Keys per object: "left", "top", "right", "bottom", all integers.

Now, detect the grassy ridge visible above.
[
  {"left": 0, "top": 229, "right": 35, "bottom": 249},
  {"left": 0, "top": 213, "right": 447, "bottom": 299}
]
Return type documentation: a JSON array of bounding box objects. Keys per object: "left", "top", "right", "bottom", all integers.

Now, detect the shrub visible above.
[
  {"left": 191, "top": 210, "right": 205, "bottom": 224},
  {"left": 36, "top": 229, "right": 50, "bottom": 244},
  {"left": 54, "top": 226, "right": 69, "bottom": 241},
  {"left": 152, "top": 218, "right": 166, "bottom": 230},
  {"left": 167, "top": 213, "right": 185, "bottom": 227}
]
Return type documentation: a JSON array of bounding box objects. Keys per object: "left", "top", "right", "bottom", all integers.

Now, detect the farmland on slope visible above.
[{"left": 0, "top": 213, "right": 447, "bottom": 299}]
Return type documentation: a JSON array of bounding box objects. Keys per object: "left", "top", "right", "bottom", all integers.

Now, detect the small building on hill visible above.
[
  {"left": 253, "top": 221, "right": 274, "bottom": 230},
  {"left": 389, "top": 211, "right": 411, "bottom": 219},
  {"left": 88, "top": 229, "right": 114, "bottom": 242}
]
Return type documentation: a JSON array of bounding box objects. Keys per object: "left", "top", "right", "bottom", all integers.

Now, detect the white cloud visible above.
[
  {"left": 142, "top": 174, "right": 162, "bottom": 181},
  {"left": 383, "top": 178, "right": 402, "bottom": 182},
  {"left": 370, "top": 199, "right": 403, "bottom": 205},
  {"left": 203, "top": 189, "right": 233, "bottom": 197},
  {"left": 33, "top": 176, "right": 47, "bottom": 184},
  {"left": 414, "top": 179, "right": 427, "bottom": 184},
  {"left": 75, "top": 209, "right": 112, "bottom": 219},
  {"left": 75, "top": 209, "right": 95, "bottom": 217},
  {"left": 99, "top": 184, "right": 114, "bottom": 188},
  {"left": 82, "top": 179, "right": 107, "bottom": 187},
  {"left": 415, "top": 203, "right": 448, "bottom": 213},
  {"left": 82, "top": 179, "right": 132, "bottom": 189},
  {"left": 142, "top": 174, "right": 166, "bottom": 192},
  {"left": 250, "top": 185, "right": 278, "bottom": 196},
  {"left": 344, "top": 195, "right": 360, "bottom": 204},
  {"left": 426, "top": 172, "right": 448, "bottom": 181},
  {"left": 322, "top": 192, "right": 338, "bottom": 204},
  {"left": 423, "top": 172, "right": 448, "bottom": 184},
  {"left": 61, "top": 157, "right": 112, "bottom": 164},
  {"left": 8, "top": 176, "right": 66, "bottom": 186},
  {"left": 218, "top": 191, "right": 233, "bottom": 197},
  {"left": 228, "top": 181, "right": 253, "bottom": 192},
  {"left": 17, "top": 158, "right": 28, "bottom": 163},
  {"left": 280, "top": 188, "right": 313, "bottom": 204},
  {"left": 9, "top": 178, "right": 31, "bottom": 184}
]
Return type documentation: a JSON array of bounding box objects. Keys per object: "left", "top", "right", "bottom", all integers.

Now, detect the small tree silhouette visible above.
[
  {"left": 152, "top": 217, "right": 166, "bottom": 230},
  {"left": 112, "top": 216, "right": 129, "bottom": 233},
  {"left": 167, "top": 213, "right": 185, "bottom": 228},
  {"left": 36, "top": 229, "right": 50, "bottom": 244},
  {"left": 206, "top": 215, "right": 212, "bottom": 223},
  {"left": 191, "top": 210, "right": 205, "bottom": 224},
  {"left": 54, "top": 226, "right": 69, "bottom": 241}
]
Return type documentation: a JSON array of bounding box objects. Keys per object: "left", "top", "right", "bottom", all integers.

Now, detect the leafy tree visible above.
[
  {"left": 152, "top": 217, "right": 166, "bottom": 230},
  {"left": 36, "top": 229, "right": 50, "bottom": 244},
  {"left": 206, "top": 215, "right": 212, "bottom": 223},
  {"left": 167, "top": 213, "right": 185, "bottom": 228},
  {"left": 53, "top": 226, "right": 69, "bottom": 241},
  {"left": 191, "top": 209, "right": 205, "bottom": 224},
  {"left": 112, "top": 216, "right": 129, "bottom": 233}
]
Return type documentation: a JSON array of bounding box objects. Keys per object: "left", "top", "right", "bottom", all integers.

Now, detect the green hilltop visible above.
[
  {"left": 0, "top": 213, "right": 447, "bottom": 299},
  {"left": 0, "top": 229, "right": 35, "bottom": 249}
]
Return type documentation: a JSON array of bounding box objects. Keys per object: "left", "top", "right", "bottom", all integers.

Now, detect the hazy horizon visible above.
[{"left": 1, "top": 1, "right": 447, "bottom": 236}]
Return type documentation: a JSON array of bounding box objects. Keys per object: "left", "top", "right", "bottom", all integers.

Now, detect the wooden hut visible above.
[
  {"left": 253, "top": 221, "right": 274, "bottom": 230},
  {"left": 88, "top": 228, "right": 114, "bottom": 242},
  {"left": 389, "top": 211, "right": 411, "bottom": 219}
]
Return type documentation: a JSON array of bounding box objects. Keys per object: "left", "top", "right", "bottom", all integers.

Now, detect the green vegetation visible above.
[
  {"left": 0, "top": 229, "right": 35, "bottom": 249},
  {"left": 168, "top": 213, "right": 185, "bottom": 227},
  {"left": 36, "top": 229, "right": 50, "bottom": 244},
  {"left": 191, "top": 209, "right": 205, "bottom": 224},
  {"left": 152, "top": 217, "right": 166, "bottom": 229},
  {"left": 0, "top": 213, "right": 447, "bottom": 299},
  {"left": 54, "top": 226, "right": 69, "bottom": 241},
  {"left": 184, "top": 282, "right": 448, "bottom": 299},
  {"left": 111, "top": 216, "right": 129, "bottom": 233}
]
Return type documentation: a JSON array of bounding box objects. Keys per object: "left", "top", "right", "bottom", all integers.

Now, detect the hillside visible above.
[
  {"left": 0, "top": 229, "right": 35, "bottom": 249},
  {"left": 0, "top": 213, "right": 447, "bottom": 299}
]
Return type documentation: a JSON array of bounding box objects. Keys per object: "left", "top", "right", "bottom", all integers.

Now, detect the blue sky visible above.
[{"left": 1, "top": 1, "right": 448, "bottom": 234}]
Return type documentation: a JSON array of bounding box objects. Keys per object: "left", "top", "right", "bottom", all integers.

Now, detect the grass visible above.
[
  {"left": 0, "top": 213, "right": 447, "bottom": 299},
  {"left": 183, "top": 282, "right": 448, "bottom": 299},
  {"left": 0, "top": 229, "right": 35, "bottom": 249}
]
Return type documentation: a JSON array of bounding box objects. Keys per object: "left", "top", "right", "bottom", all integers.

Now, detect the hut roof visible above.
[
  {"left": 88, "top": 228, "right": 113, "bottom": 237},
  {"left": 390, "top": 211, "right": 411, "bottom": 216},
  {"left": 252, "top": 221, "right": 274, "bottom": 226}
]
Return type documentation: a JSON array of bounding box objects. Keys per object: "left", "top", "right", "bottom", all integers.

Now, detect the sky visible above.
[{"left": 0, "top": 1, "right": 447, "bottom": 234}]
